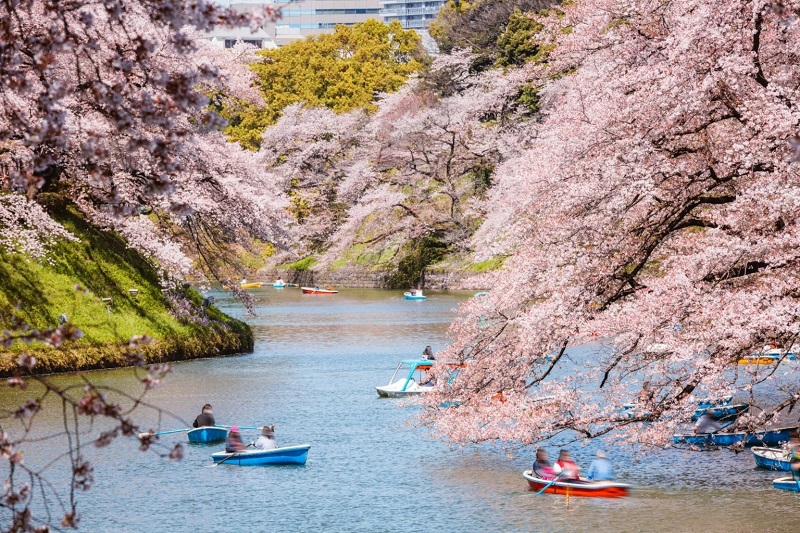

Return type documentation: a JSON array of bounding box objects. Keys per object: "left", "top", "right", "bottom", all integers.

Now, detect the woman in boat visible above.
[
  {"left": 554, "top": 450, "right": 581, "bottom": 480},
  {"left": 532, "top": 448, "right": 556, "bottom": 480},
  {"left": 253, "top": 425, "right": 278, "bottom": 451},
  {"left": 225, "top": 426, "right": 246, "bottom": 453},
  {"left": 422, "top": 346, "right": 435, "bottom": 360}
]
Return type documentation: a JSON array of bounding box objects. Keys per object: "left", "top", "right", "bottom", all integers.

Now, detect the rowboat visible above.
[
  {"left": 522, "top": 470, "right": 630, "bottom": 498},
  {"left": 673, "top": 427, "right": 795, "bottom": 447},
  {"left": 273, "top": 280, "right": 285, "bottom": 288},
  {"left": 404, "top": 291, "right": 427, "bottom": 300},
  {"left": 752, "top": 447, "right": 792, "bottom": 471},
  {"left": 223, "top": 281, "right": 264, "bottom": 290},
  {"left": 376, "top": 359, "right": 435, "bottom": 398},
  {"left": 738, "top": 356, "right": 778, "bottom": 365},
  {"left": 690, "top": 403, "right": 749, "bottom": 422},
  {"left": 211, "top": 444, "right": 310, "bottom": 466},
  {"left": 187, "top": 426, "right": 228, "bottom": 443},
  {"left": 772, "top": 476, "right": 800, "bottom": 492},
  {"left": 301, "top": 286, "right": 338, "bottom": 294}
]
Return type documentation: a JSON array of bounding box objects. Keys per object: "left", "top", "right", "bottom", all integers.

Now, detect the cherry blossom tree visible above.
[{"left": 423, "top": 0, "right": 800, "bottom": 448}]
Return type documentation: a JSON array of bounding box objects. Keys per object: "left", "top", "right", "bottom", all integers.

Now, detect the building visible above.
[
  {"left": 204, "top": 26, "right": 278, "bottom": 49},
  {"left": 379, "top": 0, "right": 445, "bottom": 30}
]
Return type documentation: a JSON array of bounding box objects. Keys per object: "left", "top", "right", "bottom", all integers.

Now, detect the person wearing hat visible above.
[
  {"left": 586, "top": 450, "right": 615, "bottom": 481},
  {"left": 225, "top": 426, "right": 246, "bottom": 453},
  {"left": 252, "top": 425, "right": 277, "bottom": 451}
]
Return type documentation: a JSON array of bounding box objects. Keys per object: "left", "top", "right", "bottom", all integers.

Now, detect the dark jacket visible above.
[{"left": 193, "top": 412, "right": 215, "bottom": 428}]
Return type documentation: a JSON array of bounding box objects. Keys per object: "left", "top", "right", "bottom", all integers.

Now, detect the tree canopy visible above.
[{"left": 223, "top": 19, "right": 426, "bottom": 150}]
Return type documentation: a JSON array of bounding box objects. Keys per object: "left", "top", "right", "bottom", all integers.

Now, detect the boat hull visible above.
[
  {"left": 375, "top": 387, "right": 429, "bottom": 398},
  {"left": 273, "top": 284, "right": 285, "bottom": 288},
  {"left": 188, "top": 426, "right": 228, "bottom": 443},
  {"left": 403, "top": 293, "right": 427, "bottom": 300},
  {"left": 690, "top": 403, "right": 749, "bottom": 422},
  {"left": 673, "top": 428, "right": 794, "bottom": 447},
  {"left": 301, "top": 287, "right": 338, "bottom": 294},
  {"left": 211, "top": 445, "right": 310, "bottom": 466},
  {"left": 772, "top": 476, "right": 800, "bottom": 492},
  {"left": 522, "top": 471, "right": 630, "bottom": 498},
  {"left": 752, "top": 447, "right": 792, "bottom": 471}
]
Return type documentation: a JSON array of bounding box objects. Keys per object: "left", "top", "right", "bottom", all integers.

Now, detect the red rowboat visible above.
[
  {"left": 522, "top": 470, "right": 630, "bottom": 498},
  {"left": 301, "top": 286, "right": 339, "bottom": 295}
]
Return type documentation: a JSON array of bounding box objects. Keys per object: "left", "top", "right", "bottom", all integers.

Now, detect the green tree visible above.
[
  {"left": 495, "top": 8, "right": 543, "bottom": 67},
  {"left": 224, "top": 19, "right": 425, "bottom": 150}
]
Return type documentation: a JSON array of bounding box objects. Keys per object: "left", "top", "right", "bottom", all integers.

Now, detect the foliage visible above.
[
  {"left": 423, "top": 0, "right": 800, "bottom": 448},
  {"left": 385, "top": 235, "right": 450, "bottom": 289},
  {"left": 282, "top": 256, "right": 318, "bottom": 271},
  {"left": 495, "top": 9, "right": 544, "bottom": 67},
  {"left": 223, "top": 19, "right": 426, "bottom": 149}
]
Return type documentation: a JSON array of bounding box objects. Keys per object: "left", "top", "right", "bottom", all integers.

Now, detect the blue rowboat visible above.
[
  {"left": 188, "top": 426, "right": 228, "bottom": 443},
  {"left": 690, "top": 403, "right": 749, "bottom": 422},
  {"left": 673, "top": 427, "right": 795, "bottom": 447},
  {"left": 211, "top": 444, "right": 310, "bottom": 466},
  {"left": 404, "top": 291, "right": 427, "bottom": 300},
  {"left": 772, "top": 476, "right": 800, "bottom": 492},
  {"left": 752, "top": 447, "right": 792, "bottom": 471}
]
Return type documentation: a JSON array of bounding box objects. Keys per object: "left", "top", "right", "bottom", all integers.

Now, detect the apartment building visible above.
[{"left": 379, "top": 0, "right": 445, "bottom": 30}]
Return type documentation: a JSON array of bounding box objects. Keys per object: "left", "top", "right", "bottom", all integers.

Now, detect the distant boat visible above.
[
  {"left": 301, "top": 286, "right": 338, "bottom": 294},
  {"left": 223, "top": 281, "right": 264, "bottom": 290},
  {"left": 474, "top": 291, "right": 489, "bottom": 297},
  {"left": 773, "top": 476, "right": 800, "bottom": 492},
  {"left": 690, "top": 403, "right": 749, "bottom": 422},
  {"left": 273, "top": 280, "right": 285, "bottom": 288},
  {"left": 738, "top": 356, "right": 778, "bottom": 365},
  {"left": 752, "top": 447, "right": 792, "bottom": 471},
  {"left": 187, "top": 426, "right": 228, "bottom": 443},
  {"left": 211, "top": 444, "right": 310, "bottom": 466},
  {"left": 522, "top": 471, "right": 631, "bottom": 498},
  {"left": 403, "top": 290, "right": 427, "bottom": 300},
  {"left": 673, "top": 427, "right": 795, "bottom": 448}
]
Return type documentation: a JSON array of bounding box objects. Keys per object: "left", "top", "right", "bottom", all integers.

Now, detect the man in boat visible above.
[
  {"left": 586, "top": 450, "right": 615, "bottom": 481},
  {"left": 693, "top": 411, "right": 722, "bottom": 434},
  {"left": 192, "top": 404, "right": 215, "bottom": 428},
  {"left": 252, "top": 425, "right": 278, "bottom": 450},
  {"left": 789, "top": 429, "right": 800, "bottom": 481},
  {"left": 225, "top": 426, "right": 246, "bottom": 453},
  {"left": 532, "top": 448, "right": 556, "bottom": 480}
]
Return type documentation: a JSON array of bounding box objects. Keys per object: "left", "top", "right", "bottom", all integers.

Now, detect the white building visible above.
[{"left": 379, "top": 0, "right": 445, "bottom": 29}]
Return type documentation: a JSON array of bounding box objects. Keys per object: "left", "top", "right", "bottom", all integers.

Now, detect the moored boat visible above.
[
  {"left": 752, "top": 447, "right": 792, "bottom": 471},
  {"left": 301, "top": 286, "right": 338, "bottom": 294},
  {"left": 673, "top": 427, "right": 795, "bottom": 448},
  {"left": 772, "top": 476, "right": 800, "bottom": 492},
  {"left": 211, "top": 444, "right": 311, "bottom": 466},
  {"left": 223, "top": 281, "right": 264, "bottom": 290},
  {"left": 522, "top": 470, "right": 630, "bottom": 498},
  {"left": 738, "top": 356, "right": 778, "bottom": 365},
  {"left": 690, "top": 402, "right": 749, "bottom": 422},
  {"left": 188, "top": 426, "right": 228, "bottom": 443},
  {"left": 376, "top": 359, "right": 435, "bottom": 398}
]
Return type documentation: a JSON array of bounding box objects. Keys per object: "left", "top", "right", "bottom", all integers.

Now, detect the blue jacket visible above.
[{"left": 586, "top": 458, "right": 614, "bottom": 481}]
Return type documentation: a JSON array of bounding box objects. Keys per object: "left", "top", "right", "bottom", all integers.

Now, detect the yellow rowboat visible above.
[
  {"left": 738, "top": 357, "right": 777, "bottom": 365},
  {"left": 223, "top": 282, "right": 264, "bottom": 290}
]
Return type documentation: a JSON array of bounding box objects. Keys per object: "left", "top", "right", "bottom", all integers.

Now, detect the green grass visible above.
[
  {"left": 0, "top": 194, "right": 251, "bottom": 374},
  {"left": 280, "top": 255, "right": 317, "bottom": 271},
  {"left": 466, "top": 255, "right": 507, "bottom": 273}
]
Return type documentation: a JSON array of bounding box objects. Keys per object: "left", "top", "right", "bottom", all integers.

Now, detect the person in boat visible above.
[
  {"left": 419, "top": 368, "right": 437, "bottom": 387},
  {"left": 789, "top": 429, "right": 800, "bottom": 481},
  {"left": 192, "top": 404, "right": 215, "bottom": 428},
  {"left": 423, "top": 345, "right": 435, "bottom": 360},
  {"left": 586, "top": 450, "right": 615, "bottom": 481},
  {"left": 252, "top": 425, "right": 278, "bottom": 451},
  {"left": 553, "top": 449, "right": 581, "bottom": 480},
  {"left": 532, "top": 448, "right": 556, "bottom": 480},
  {"left": 326, "top": 284, "right": 333, "bottom": 291},
  {"left": 694, "top": 411, "right": 722, "bottom": 434},
  {"left": 225, "top": 425, "right": 246, "bottom": 453}
]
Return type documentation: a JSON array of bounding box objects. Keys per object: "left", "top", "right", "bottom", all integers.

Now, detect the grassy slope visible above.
[{"left": 0, "top": 194, "right": 252, "bottom": 375}]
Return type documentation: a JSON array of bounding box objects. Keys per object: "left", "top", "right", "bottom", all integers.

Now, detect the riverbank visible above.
[{"left": 0, "top": 194, "right": 252, "bottom": 376}]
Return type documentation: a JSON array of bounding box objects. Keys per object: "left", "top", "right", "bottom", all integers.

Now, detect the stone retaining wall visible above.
[{"left": 260, "top": 268, "right": 484, "bottom": 290}]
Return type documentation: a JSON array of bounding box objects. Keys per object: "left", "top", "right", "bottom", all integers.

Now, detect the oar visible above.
[
  {"left": 214, "top": 425, "right": 261, "bottom": 431},
  {"left": 212, "top": 443, "right": 253, "bottom": 467},
  {"left": 535, "top": 471, "right": 565, "bottom": 495},
  {"left": 137, "top": 428, "right": 191, "bottom": 439}
]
